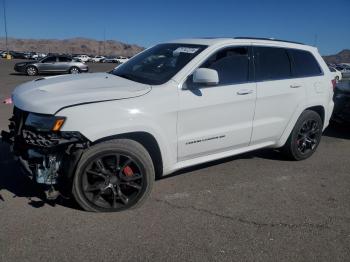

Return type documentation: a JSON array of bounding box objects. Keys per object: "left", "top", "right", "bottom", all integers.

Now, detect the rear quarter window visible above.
[{"left": 289, "top": 49, "right": 322, "bottom": 77}]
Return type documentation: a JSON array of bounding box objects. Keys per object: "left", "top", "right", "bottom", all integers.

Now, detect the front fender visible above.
[{"left": 58, "top": 97, "right": 178, "bottom": 174}]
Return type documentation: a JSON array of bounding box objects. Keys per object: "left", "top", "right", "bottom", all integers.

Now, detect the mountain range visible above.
[
  {"left": 323, "top": 49, "right": 350, "bottom": 64},
  {"left": 0, "top": 37, "right": 144, "bottom": 57},
  {"left": 0, "top": 37, "right": 349, "bottom": 63}
]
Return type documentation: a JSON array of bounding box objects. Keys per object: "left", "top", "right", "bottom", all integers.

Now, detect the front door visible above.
[
  {"left": 38, "top": 56, "right": 58, "bottom": 72},
  {"left": 177, "top": 46, "right": 257, "bottom": 161}
]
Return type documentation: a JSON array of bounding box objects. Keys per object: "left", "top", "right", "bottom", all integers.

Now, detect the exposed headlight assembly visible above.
[{"left": 25, "top": 113, "right": 65, "bottom": 132}]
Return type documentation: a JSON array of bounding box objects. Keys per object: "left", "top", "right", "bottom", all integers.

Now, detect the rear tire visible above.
[
  {"left": 69, "top": 67, "right": 80, "bottom": 74},
  {"left": 72, "top": 139, "right": 155, "bottom": 212},
  {"left": 281, "top": 110, "right": 323, "bottom": 161}
]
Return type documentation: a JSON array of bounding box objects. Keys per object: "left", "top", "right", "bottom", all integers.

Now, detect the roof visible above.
[{"left": 166, "top": 37, "right": 309, "bottom": 49}]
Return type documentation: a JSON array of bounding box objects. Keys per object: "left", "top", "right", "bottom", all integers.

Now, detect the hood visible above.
[
  {"left": 15, "top": 60, "right": 36, "bottom": 66},
  {"left": 12, "top": 73, "right": 151, "bottom": 114}
]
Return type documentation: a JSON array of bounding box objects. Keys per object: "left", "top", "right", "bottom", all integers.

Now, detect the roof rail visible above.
[{"left": 233, "top": 37, "right": 305, "bottom": 45}]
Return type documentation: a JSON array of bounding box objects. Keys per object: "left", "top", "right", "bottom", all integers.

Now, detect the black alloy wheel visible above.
[
  {"left": 73, "top": 139, "right": 154, "bottom": 212},
  {"left": 282, "top": 110, "right": 323, "bottom": 160},
  {"left": 82, "top": 154, "right": 144, "bottom": 209},
  {"left": 296, "top": 119, "right": 320, "bottom": 155}
]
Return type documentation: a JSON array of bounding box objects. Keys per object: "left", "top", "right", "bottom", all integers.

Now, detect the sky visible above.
[{"left": 0, "top": 0, "right": 349, "bottom": 55}]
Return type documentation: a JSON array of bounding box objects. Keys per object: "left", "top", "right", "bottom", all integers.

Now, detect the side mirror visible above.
[{"left": 193, "top": 68, "right": 219, "bottom": 85}]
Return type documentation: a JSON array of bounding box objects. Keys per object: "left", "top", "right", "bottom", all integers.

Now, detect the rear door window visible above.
[
  {"left": 59, "top": 56, "right": 72, "bottom": 62},
  {"left": 254, "top": 47, "right": 291, "bottom": 81},
  {"left": 289, "top": 49, "right": 322, "bottom": 77}
]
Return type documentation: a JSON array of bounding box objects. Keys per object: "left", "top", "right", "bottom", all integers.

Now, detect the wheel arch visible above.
[
  {"left": 276, "top": 104, "right": 326, "bottom": 148},
  {"left": 92, "top": 131, "right": 163, "bottom": 178},
  {"left": 305, "top": 105, "right": 325, "bottom": 124}
]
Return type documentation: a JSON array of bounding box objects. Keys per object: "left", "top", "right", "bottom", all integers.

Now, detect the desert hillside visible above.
[
  {"left": 323, "top": 49, "right": 350, "bottom": 64},
  {"left": 0, "top": 37, "right": 144, "bottom": 57}
]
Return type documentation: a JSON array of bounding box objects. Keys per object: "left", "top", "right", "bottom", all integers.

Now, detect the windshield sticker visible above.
[{"left": 173, "top": 47, "right": 199, "bottom": 54}]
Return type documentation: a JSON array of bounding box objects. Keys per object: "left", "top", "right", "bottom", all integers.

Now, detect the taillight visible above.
[{"left": 331, "top": 79, "right": 336, "bottom": 90}]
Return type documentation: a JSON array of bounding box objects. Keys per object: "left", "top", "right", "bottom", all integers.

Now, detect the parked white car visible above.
[
  {"left": 115, "top": 56, "right": 129, "bottom": 64},
  {"left": 91, "top": 56, "right": 105, "bottom": 63},
  {"left": 329, "top": 67, "right": 342, "bottom": 81},
  {"left": 73, "top": 54, "right": 91, "bottom": 62},
  {"left": 2, "top": 37, "right": 334, "bottom": 212}
]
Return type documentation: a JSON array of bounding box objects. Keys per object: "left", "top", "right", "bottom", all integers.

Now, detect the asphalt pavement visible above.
[{"left": 0, "top": 59, "right": 349, "bottom": 262}]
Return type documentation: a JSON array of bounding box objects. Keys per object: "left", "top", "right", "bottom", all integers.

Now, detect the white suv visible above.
[{"left": 2, "top": 37, "right": 334, "bottom": 212}]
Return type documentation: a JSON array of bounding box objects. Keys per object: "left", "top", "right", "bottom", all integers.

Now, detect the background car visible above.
[
  {"left": 102, "top": 56, "right": 118, "bottom": 63},
  {"left": 91, "top": 55, "right": 105, "bottom": 62},
  {"left": 9, "top": 51, "right": 28, "bottom": 59},
  {"left": 329, "top": 67, "right": 342, "bottom": 81},
  {"left": 73, "top": 54, "right": 91, "bottom": 62},
  {"left": 332, "top": 80, "right": 350, "bottom": 123},
  {"left": 115, "top": 56, "right": 129, "bottom": 64},
  {"left": 335, "top": 65, "right": 350, "bottom": 78},
  {"left": 14, "top": 55, "right": 89, "bottom": 76}
]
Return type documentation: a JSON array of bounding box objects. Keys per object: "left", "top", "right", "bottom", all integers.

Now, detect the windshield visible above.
[{"left": 111, "top": 43, "right": 207, "bottom": 85}]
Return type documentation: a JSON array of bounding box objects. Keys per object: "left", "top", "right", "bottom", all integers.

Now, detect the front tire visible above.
[
  {"left": 26, "top": 66, "right": 38, "bottom": 76},
  {"left": 72, "top": 139, "right": 155, "bottom": 212},
  {"left": 282, "top": 110, "right": 323, "bottom": 161}
]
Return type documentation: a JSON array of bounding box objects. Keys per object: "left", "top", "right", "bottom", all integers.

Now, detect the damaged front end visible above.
[{"left": 1, "top": 107, "right": 89, "bottom": 200}]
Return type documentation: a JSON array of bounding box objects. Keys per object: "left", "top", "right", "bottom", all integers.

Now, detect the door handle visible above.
[
  {"left": 290, "top": 84, "right": 301, "bottom": 88},
  {"left": 237, "top": 89, "right": 253, "bottom": 95}
]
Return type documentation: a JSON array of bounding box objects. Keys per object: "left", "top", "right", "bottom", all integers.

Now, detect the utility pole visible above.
[
  {"left": 103, "top": 28, "right": 106, "bottom": 56},
  {"left": 3, "top": 0, "right": 9, "bottom": 53}
]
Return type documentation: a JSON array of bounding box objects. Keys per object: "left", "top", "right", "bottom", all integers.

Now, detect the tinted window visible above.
[
  {"left": 201, "top": 47, "right": 249, "bottom": 85},
  {"left": 42, "top": 56, "right": 57, "bottom": 63},
  {"left": 254, "top": 47, "right": 291, "bottom": 81},
  {"left": 290, "top": 49, "right": 322, "bottom": 77},
  {"left": 111, "top": 43, "right": 207, "bottom": 85},
  {"left": 58, "top": 56, "right": 72, "bottom": 62}
]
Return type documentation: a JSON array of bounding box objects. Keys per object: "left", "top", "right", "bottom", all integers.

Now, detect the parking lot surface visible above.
[{"left": 0, "top": 59, "right": 349, "bottom": 262}]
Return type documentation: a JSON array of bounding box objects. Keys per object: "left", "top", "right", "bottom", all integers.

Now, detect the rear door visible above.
[
  {"left": 57, "top": 56, "right": 73, "bottom": 72},
  {"left": 250, "top": 45, "right": 306, "bottom": 144}
]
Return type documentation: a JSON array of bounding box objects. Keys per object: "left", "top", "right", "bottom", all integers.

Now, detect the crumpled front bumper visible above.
[{"left": 1, "top": 107, "right": 88, "bottom": 186}]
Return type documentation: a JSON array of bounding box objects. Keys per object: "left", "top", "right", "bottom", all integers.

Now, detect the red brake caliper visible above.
[{"left": 123, "top": 166, "right": 134, "bottom": 177}]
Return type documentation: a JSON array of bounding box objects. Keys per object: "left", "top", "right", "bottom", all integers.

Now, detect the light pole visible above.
[{"left": 3, "top": 0, "right": 9, "bottom": 53}]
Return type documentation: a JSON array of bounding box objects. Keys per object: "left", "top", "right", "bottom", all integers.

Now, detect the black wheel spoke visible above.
[
  {"left": 111, "top": 187, "right": 118, "bottom": 208},
  {"left": 96, "top": 159, "right": 109, "bottom": 174},
  {"left": 92, "top": 192, "right": 103, "bottom": 203},
  {"left": 116, "top": 186, "right": 129, "bottom": 205},
  {"left": 86, "top": 170, "right": 106, "bottom": 179},
  {"left": 120, "top": 181, "right": 142, "bottom": 190},
  {"left": 85, "top": 182, "right": 103, "bottom": 192},
  {"left": 115, "top": 154, "right": 121, "bottom": 170}
]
